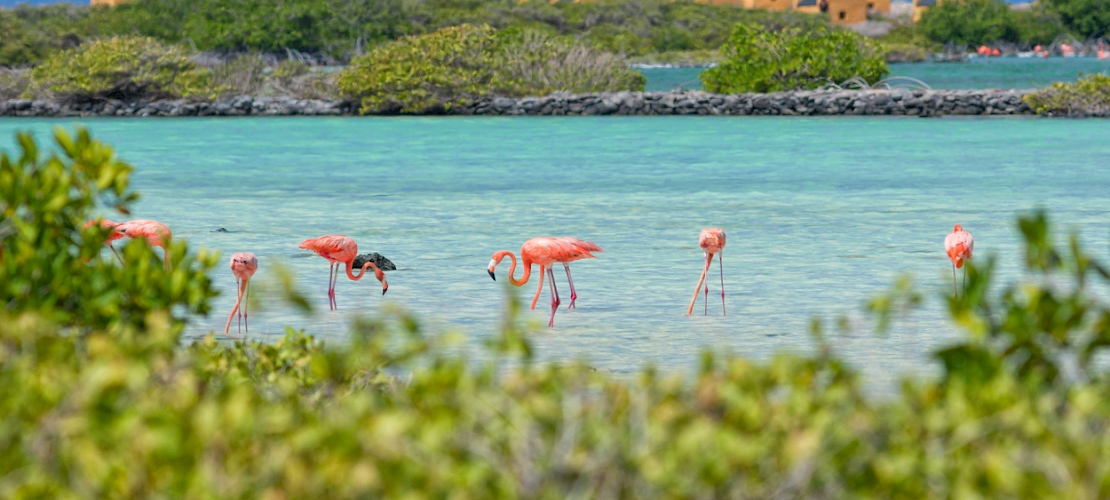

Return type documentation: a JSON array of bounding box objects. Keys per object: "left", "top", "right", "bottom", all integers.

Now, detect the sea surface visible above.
[
  {"left": 641, "top": 57, "right": 1110, "bottom": 91},
  {"left": 2, "top": 116, "right": 1109, "bottom": 393}
]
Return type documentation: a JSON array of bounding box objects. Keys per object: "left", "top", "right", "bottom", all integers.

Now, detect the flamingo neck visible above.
[
  {"left": 503, "top": 252, "right": 530, "bottom": 286},
  {"left": 346, "top": 260, "right": 383, "bottom": 282}
]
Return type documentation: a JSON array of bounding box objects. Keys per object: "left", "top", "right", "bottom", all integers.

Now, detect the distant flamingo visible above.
[
  {"left": 687, "top": 228, "right": 726, "bottom": 316},
  {"left": 944, "top": 224, "right": 974, "bottom": 297},
  {"left": 298, "top": 235, "right": 388, "bottom": 310},
  {"left": 84, "top": 219, "right": 125, "bottom": 263},
  {"left": 1099, "top": 42, "right": 1108, "bottom": 60},
  {"left": 116, "top": 219, "right": 173, "bottom": 270},
  {"left": 488, "top": 237, "right": 602, "bottom": 327},
  {"left": 224, "top": 252, "right": 258, "bottom": 336}
]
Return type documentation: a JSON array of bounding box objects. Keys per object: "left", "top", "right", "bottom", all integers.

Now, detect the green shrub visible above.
[
  {"left": 919, "top": 0, "right": 1018, "bottom": 45},
  {"left": 1039, "top": 0, "right": 1110, "bottom": 39},
  {"left": 30, "top": 36, "right": 213, "bottom": 100},
  {"left": 337, "top": 24, "right": 643, "bottom": 114},
  {"left": 211, "top": 55, "right": 339, "bottom": 99},
  {"left": 1024, "top": 73, "right": 1110, "bottom": 116},
  {"left": 701, "top": 22, "right": 887, "bottom": 93}
]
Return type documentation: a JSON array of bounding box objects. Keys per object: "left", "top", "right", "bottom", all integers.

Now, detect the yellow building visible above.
[
  {"left": 912, "top": 0, "right": 936, "bottom": 21},
  {"left": 701, "top": 0, "right": 889, "bottom": 24}
]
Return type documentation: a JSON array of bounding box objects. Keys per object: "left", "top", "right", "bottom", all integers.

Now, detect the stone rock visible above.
[{"left": 352, "top": 253, "right": 396, "bottom": 271}]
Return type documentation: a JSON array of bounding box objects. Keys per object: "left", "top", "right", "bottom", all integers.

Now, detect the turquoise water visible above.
[
  {"left": 2, "top": 116, "right": 1109, "bottom": 392},
  {"left": 641, "top": 57, "right": 1110, "bottom": 91}
]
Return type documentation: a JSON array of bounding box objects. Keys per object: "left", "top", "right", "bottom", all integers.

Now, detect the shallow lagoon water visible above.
[
  {"left": 2, "top": 116, "right": 1109, "bottom": 392},
  {"left": 641, "top": 57, "right": 1110, "bottom": 91}
]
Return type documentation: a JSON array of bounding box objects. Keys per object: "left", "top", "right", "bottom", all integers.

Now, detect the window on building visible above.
[{"left": 838, "top": 10, "right": 846, "bottom": 18}]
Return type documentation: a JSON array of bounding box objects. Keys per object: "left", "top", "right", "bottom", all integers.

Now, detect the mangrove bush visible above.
[
  {"left": 30, "top": 36, "right": 213, "bottom": 101},
  {"left": 701, "top": 22, "right": 887, "bottom": 93},
  {"left": 6, "top": 128, "right": 1110, "bottom": 497},
  {"left": 1024, "top": 73, "right": 1110, "bottom": 116},
  {"left": 337, "top": 25, "right": 644, "bottom": 114}
]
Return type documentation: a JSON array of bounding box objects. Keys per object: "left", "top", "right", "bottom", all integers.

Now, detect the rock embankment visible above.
[{"left": 0, "top": 90, "right": 1035, "bottom": 117}]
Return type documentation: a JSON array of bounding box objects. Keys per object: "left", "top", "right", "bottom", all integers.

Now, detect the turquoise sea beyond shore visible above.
[{"left": 2, "top": 116, "right": 1109, "bottom": 392}]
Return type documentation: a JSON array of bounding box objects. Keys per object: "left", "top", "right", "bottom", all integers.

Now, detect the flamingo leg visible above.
[
  {"left": 244, "top": 279, "right": 250, "bottom": 334},
  {"left": 530, "top": 265, "right": 546, "bottom": 311},
  {"left": 163, "top": 246, "right": 171, "bottom": 272},
  {"left": 962, "top": 265, "right": 968, "bottom": 296},
  {"left": 687, "top": 252, "right": 711, "bottom": 316},
  {"left": 327, "top": 263, "right": 337, "bottom": 311},
  {"left": 719, "top": 252, "right": 726, "bottom": 316},
  {"left": 331, "top": 263, "right": 340, "bottom": 310},
  {"left": 108, "top": 244, "right": 124, "bottom": 265},
  {"left": 547, "top": 267, "right": 561, "bottom": 327},
  {"left": 563, "top": 263, "right": 577, "bottom": 310},
  {"left": 237, "top": 278, "right": 243, "bottom": 334},
  {"left": 952, "top": 263, "right": 958, "bottom": 299}
]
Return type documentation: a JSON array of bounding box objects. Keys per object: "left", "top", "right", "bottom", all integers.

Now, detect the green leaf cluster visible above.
[
  {"left": 8, "top": 130, "right": 1110, "bottom": 497},
  {"left": 1039, "top": 0, "right": 1110, "bottom": 39},
  {"left": 337, "top": 25, "right": 644, "bottom": 114},
  {"left": 1024, "top": 73, "right": 1110, "bottom": 115},
  {"left": 29, "top": 36, "right": 214, "bottom": 101},
  {"left": 918, "top": 0, "right": 1066, "bottom": 46},
  {"left": 701, "top": 22, "right": 888, "bottom": 94}
]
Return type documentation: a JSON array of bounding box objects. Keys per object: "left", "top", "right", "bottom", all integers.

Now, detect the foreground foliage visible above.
[
  {"left": 338, "top": 25, "right": 644, "bottom": 114},
  {"left": 5, "top": 129, "right": 1110, "bottom": 497},
  {"left": 702, "top": 23, "right": 887, "bottom": 93},
  {"left": 29, "top": 36, "right": 213, "bottom": 101},
  {"left": 1024, "top": 73, "right": 1110, "bottom": 115}
]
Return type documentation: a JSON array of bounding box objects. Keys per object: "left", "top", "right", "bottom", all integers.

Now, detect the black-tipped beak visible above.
[
  {"left": 488, "top": 270, "right": 496, "bottom": 281},
  {"left": 382, "top": 287, "right": 388, "bottom": 295}
]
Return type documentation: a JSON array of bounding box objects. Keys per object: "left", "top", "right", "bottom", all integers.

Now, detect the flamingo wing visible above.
[
  {"left": 550, "top": 237, "right": 603, "bottom": 261},
  {"left": 299, "top": 234, "right": 356, "bottom": 261}
]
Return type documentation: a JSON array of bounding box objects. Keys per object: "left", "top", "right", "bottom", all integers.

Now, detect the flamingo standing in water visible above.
[
  {"left": 944, "top": 224, "right": 974, "bottom": 297},
  {"left": 224, "top": 252, "right": 258, "bottom": 336},
  {"left": 687, "top": 228, "right": 726, "bottom": 316},
  {"left": 488, "top": 237, "right": 602, "bottom": 327},
  {"left": 298, "top": 234, "right": 388, "bottom": 310}
]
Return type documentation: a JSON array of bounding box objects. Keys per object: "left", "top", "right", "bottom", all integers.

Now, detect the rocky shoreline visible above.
[{"left": 0, "top": 89, "right": 1043, "bottom": 117}]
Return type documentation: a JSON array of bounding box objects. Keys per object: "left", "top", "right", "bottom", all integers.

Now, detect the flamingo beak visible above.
[
  {"left": 488, "top": 270, "right": 496, "bottom": 281},
  {"left": 382, "top": 285, "right": 388, "bottom": 295}
]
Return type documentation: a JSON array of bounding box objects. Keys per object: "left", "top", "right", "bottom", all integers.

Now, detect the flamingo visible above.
[
  {"left": 224, "top": 252, "right": 258, "bottom": 336},
  {"left": 298, "top": 234, "right": 388, "bottom": 311},
  {"left": 487, "top": 237, "right": 602, "bottom": 327},
  {"left": 114, "top": 220, "right": 173, "bottom": 271},
  {"left": 687, "top": 228, "right": 726, "bottom": 316},
  {"left": 944, "top": 224, "right": 974, "bottom": 298},
  {"left": 84, "top": 219, "right": 125, "bottom": 264}
]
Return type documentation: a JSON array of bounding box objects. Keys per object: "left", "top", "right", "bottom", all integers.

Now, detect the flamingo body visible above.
[
  {"left": 945, "top": 224, "right": 974, "bottom": 297},
  {"left": 488, "top": 236, "right": 602, "bottom": 327},
  {"left": 299, "top": 234, "right": 388, "bottom": 310},
  {"left": 688, "top": 228, "right": 727, "bottom": 316},
  {"left": 224, "top": 252, "right": 258, "bottom": 335}
]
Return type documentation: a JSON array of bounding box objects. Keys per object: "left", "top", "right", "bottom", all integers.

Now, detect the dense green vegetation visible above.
[
  {"left": 917, "top": 0, "right": 1067, "bottom": 46},
  {"left": 338, "top": 25, "right": 644, "bottom": 114},
  {"left": 0, "top": 0, "right": 823, "bottom": 68},
  {"left": 30, "top": 36, "right": 213, "bottom": 100},
  {"left": 1024, "top": 73, "right": 1110, "bottom": 115},
  {"left": 702, "top": 22, "right": 887, "bottom": 93},
  {"left": 7, "top": 128, "right": 1110, "bottom": 497}
]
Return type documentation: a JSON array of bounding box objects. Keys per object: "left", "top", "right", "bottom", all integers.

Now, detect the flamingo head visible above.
[
  {"left": 488, "top": 250, "right": 512, "bottom": 281},
  {"left": 953, "top": 224, "right": 963, "bottom": 233}
]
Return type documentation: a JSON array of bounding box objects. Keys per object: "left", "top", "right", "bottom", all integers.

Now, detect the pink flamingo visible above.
[
  {"left": 1099, "top": 42, "right": 1108, "bottom": 60},
  {"left": 224, "top": 252, "right": 258, "bottom": 336},
  {"left": 487, "top": 237, "right": 602, "bottom": 327},
  {"left": 944, "top": 224, "right": 974, "bottom": 297},
  {"left": 116, "top": 219, "right": 173, "bottom": 270},
  {"left": 687, "top": 228, "right": 726, "bottom": 316},
  {"left": 84, "top": 219, "right": 125, "bottom": 263},
  {"left": 298, "top": 234, "right": 388, "bottom": 310}
]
